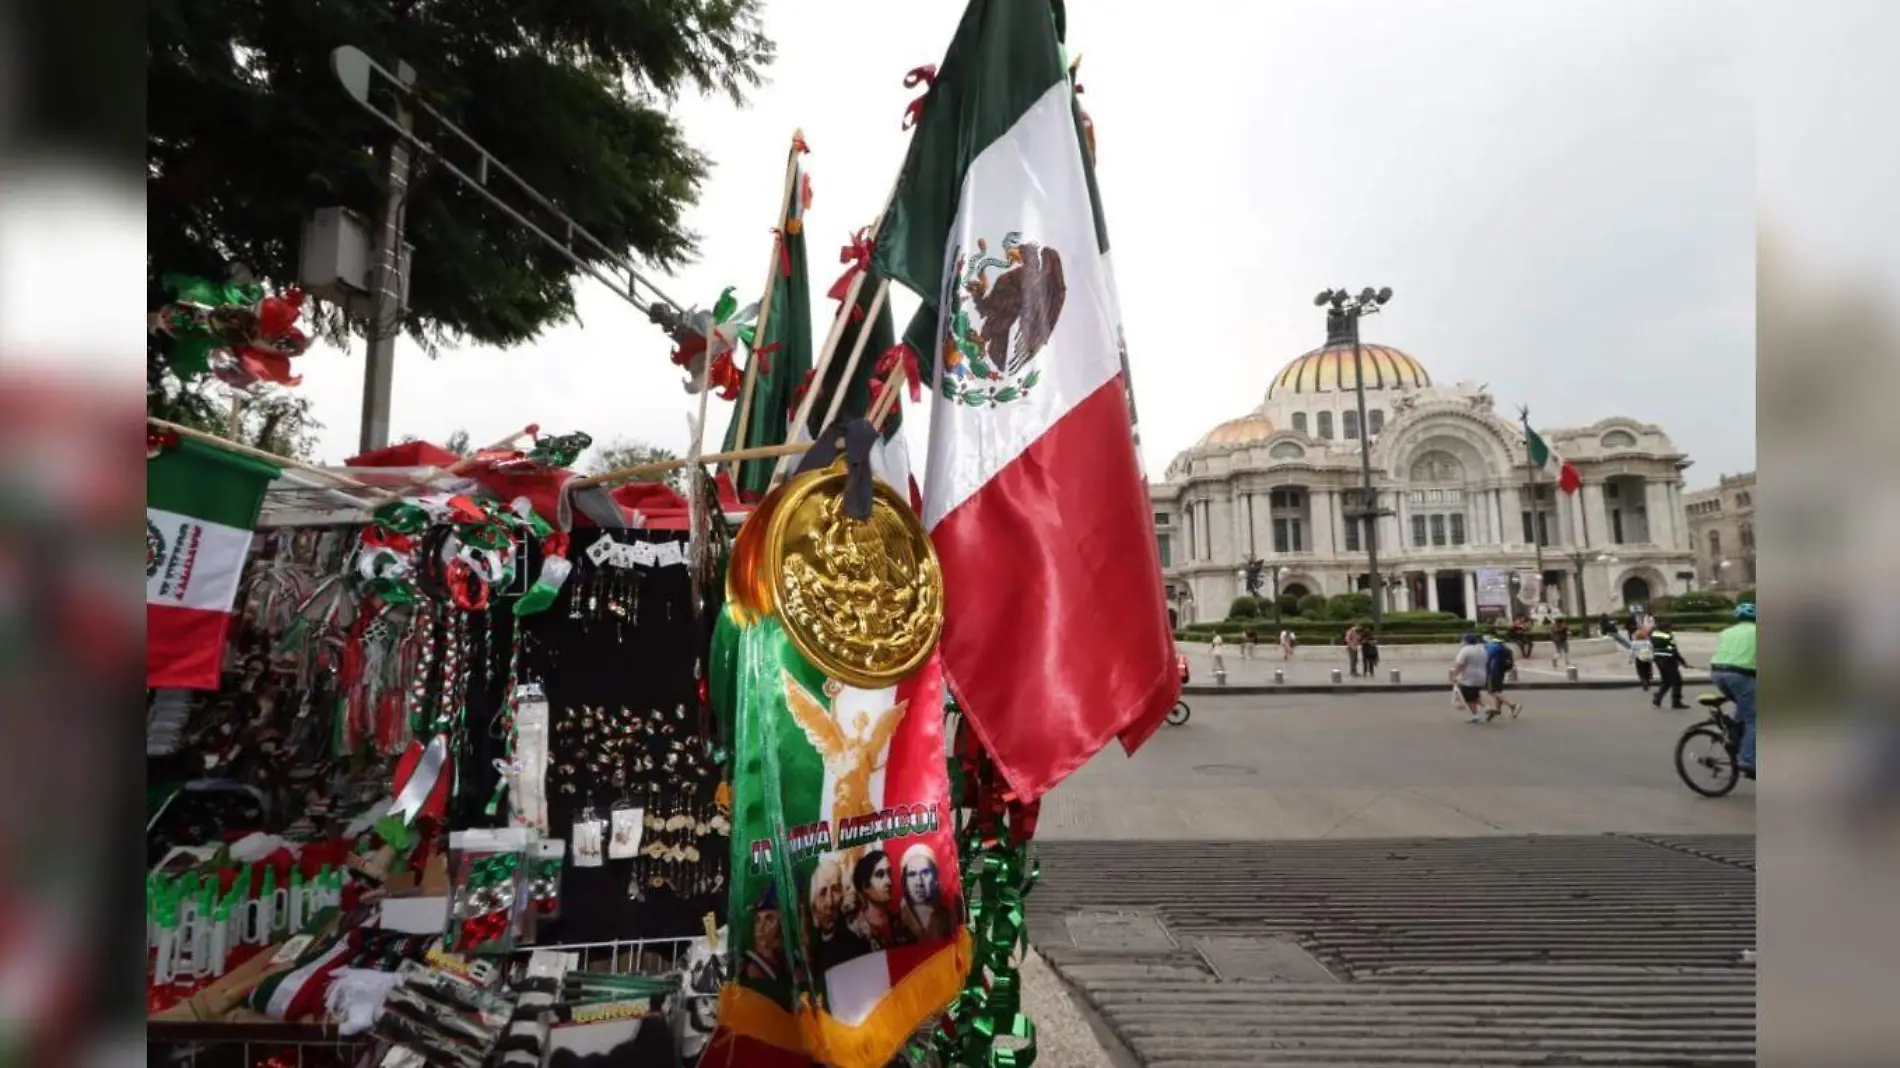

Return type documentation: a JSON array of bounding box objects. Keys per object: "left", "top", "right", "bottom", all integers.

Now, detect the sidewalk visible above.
[{"left": 1181, "top": 644, "right": 1710, "bottom": 695}]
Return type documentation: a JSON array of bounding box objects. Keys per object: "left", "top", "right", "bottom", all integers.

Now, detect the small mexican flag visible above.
[
  {"left": 1524, "top": 422, "right": 1582, "bottom": 494},
  {"left": 147, "top": 435, "right": 279, "bottom": 689}
]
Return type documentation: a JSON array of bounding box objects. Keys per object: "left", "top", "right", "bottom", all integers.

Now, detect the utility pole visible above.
[
  {"left": 358, "top": 60, "right": 416, "bottom": 454},
  {"left": 1317, "top": 287, "right": 1394, "bottom": 637},
  {"left": 329, "top": 46, "right": 689, "bottom": 452}
]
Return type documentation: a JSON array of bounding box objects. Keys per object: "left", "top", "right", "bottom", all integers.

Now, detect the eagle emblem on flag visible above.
[
  {"left": 147, "top": 520, "right": 167, "bottom": 578},
  {"left": 940, "top": 231, "right": 1065, "bottom": 407}
]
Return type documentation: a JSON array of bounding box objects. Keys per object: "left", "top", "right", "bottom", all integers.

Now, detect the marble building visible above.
[
  {"left": 1152, "top": 324, "right": 1699, "bottom": 626},
  {"left": 1684, "top": 471, "right": 1756, "bottom": 591}
]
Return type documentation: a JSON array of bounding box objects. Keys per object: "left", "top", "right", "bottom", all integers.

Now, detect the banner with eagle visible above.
[
  {"left": 871, "top": 0, "right": 1178, "bottom": 801},
  {"left": 704, "top": 614, "right": 968, "bottom": 1068}
]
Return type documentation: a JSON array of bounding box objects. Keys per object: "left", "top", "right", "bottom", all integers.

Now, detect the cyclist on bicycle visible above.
[{"left": 1709, "top": 602, "right": 1757, "bottom": 778}]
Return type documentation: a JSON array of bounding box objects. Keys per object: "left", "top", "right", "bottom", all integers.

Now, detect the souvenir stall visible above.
[{"left": 146, "top": 420, "right": 760, "bottom": 1068}]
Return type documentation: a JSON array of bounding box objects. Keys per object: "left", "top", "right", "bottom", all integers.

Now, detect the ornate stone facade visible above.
[
  {"left": 1151, "top": 335, "right": 1699, "bottom": 625},
  {"left": 1684, "top": 472, "right": 1756, "bottom": 591}
]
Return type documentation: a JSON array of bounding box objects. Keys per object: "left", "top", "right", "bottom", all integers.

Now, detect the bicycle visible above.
[
  {"left": 1167, "top": 654, "right": 1191, "bottom": 727},
  {"left": 1674, "top": 691, "right": 1753, "bottom": 797}
]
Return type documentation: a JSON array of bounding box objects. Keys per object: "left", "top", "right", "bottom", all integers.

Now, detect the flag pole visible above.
[
  {"left": 1520, "top": 407, "right": 1544, "bottom": 602},
  {"left": 769, "top": 175, "right": 904, "bottom": 488},
  {"left": 728, "top": 131, "right": 806, "bottom": 474},
  {"left": 815, "top": 278, "right": 893, "bottom": 432}
]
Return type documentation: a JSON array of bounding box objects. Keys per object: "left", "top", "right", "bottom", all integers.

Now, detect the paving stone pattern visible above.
[{"left": 1030, "top": 834, "right": 1757, "bottom": 1066}]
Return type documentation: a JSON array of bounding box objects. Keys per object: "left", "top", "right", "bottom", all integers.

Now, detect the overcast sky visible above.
[{"left": 289, "top": 0, "right": 1755, "bottom": 487}]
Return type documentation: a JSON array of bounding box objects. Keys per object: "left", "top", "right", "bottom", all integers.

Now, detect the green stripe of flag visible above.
[
  {"left": 873, "top": 0, "right": 1074, "bottom": 298},
  {"left": 148, "top": 437, "right": 280, "bottom": 530}
]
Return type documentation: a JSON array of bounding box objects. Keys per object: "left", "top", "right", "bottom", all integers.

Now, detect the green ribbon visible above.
[
  {"left": 922, "top": 701, "right": 1040, "bottom": 1068},
  {"left": 373, "top": 814, "right": 417, "bottom": 874},
  {"left": 527, "top": 431, "right": 592, "bottom": 469}
]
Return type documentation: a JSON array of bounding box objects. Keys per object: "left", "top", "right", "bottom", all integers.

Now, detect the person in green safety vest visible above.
[{"left": 1710, "top": 602, "right": 1758, "bottom": 777}]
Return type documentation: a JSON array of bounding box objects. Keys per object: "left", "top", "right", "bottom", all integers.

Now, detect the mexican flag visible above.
[
  {"left": 870, "top": 0, "right": 1178, "bottom": 801},
  {"left": 724, "top": 144, "right": 815, "bottom": 500},
  {"left": 1525, "top": 422, "right": 1582, "bottom": 494},
  {"left": 147, "top": 435, "right": 278, "bottom": 689},
  {"left": 706, "top": 613, "right": 968, "bottom": 1068}
]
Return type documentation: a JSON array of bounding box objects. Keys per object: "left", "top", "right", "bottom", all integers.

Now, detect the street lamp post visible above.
[
  {"left": 1317, "top": 286, "right": 1395, "bottom": 638},
  {"left": 1564, "top": 551, "right": 1619, "bottom": 619}
]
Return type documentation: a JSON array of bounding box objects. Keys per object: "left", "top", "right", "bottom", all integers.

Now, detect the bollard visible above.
[
  {"left": 1509, "top": 667, "right": 1519, "bottom": 683},
  {"left": 1215, "top": 669, "right": 1227, "bottom": 687},
  {"left": 1389, "top": 668, "right": 1401, "bottom": 684},
  {"left": 1274, "top": 668, "right": 1285, "bottom": 685},
  {"left": 1331, "top": 668, "right": 1342, "bottom": 684},
  {"left": 1566, "top": 665, "right": 1579, "bottom": 682}
]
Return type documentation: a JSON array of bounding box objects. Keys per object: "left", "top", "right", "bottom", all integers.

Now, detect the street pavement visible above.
[{"left": 1019, "top": 690, "right": 1757, "bottom": 1066}]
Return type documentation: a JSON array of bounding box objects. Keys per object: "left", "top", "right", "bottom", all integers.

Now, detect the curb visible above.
[{"left": 1184, "top": 678, "right": 1708, "bottom": 696}]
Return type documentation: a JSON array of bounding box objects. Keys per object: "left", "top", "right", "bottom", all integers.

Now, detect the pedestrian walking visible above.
[
  {"left": 1210, "top": 633, "right": 1226, "bottom": 678},
  {"left": 1241, "top": 629, "right": 1256, "bottom": 660},
  {"left": 1550, "top": 619, "right": 1571, "bottom": 668},
  {"left": 1709, "top": 602, "right": 1757, "bottom": 777},
  {"left": 1483, "top": 633, "right": 1523, "bottom": 718},
  {"left": 1648, "top": 617, "right": 1691, "bottom": 710},
  {"left": 1450, "top": 634, "right": 1491, "bottom": 724},
  {"left": 1629, "top": 622, "right": 1655, "bottom": 690},
  {"left": 1279, "top": 628, "right": 1297, "bottom": 660},
  {"left": 1361, "top": 631, "right": 1381, "bottom": 677},
  {"left": 1346, "top": 625, "right": 1363, "bottom": 677}
]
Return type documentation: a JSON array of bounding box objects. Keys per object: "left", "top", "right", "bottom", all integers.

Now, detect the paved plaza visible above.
[
  {"left": 1178, "top": 632, "right": 1719, "bottom": 691},
  {"left": 1020, "top": 689, "right": 1758, "bottom": 1066}
]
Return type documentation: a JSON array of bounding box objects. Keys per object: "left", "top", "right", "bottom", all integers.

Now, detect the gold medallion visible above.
[{"left": 762, "top": 458, "right": 943, "bottom": 688}]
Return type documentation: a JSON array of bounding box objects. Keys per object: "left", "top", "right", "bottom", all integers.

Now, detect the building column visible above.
[
  {"left": 1426, "top": 572, "right": 1441, "bottom": 612},
  {"left": 1503, "top": 484, "right": 1525, "bottom": 547},
  {"left": 1644, "top": 481, "right": 1671, "bottom": 548},
  {"left": 1463, "top": 570, "right": 1479, "bottom": 621},
  {"left": 1583, "top": 481, "right": 1610, "bottom": 550},
  {"left": 1312, "top": 489, "right": 1335, "bottom": 557}
]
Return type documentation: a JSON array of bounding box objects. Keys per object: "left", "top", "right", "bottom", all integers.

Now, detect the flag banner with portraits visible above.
[{"left": 704, "top": 613, "right": 969, "bottom": 1068}]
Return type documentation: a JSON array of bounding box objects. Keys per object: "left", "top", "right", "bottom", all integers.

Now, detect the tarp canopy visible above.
[{"left": 257, "top": 440, "right": 750, "bottom": 531}]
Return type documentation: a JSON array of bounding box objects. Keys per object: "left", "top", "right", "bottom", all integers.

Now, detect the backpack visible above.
[{"left": 1487, "top": 641, "right": 1514, "bottom": 674}]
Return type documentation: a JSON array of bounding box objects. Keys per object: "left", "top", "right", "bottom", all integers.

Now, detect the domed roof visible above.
[
  {"left": 1197, "top": 413, "right": 1277, "bottom": 447},
  {"left": 1266, "top": 343, "right": 1431, "bottom": 399}
]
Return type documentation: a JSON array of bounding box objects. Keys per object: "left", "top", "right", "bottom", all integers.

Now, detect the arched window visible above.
[
  {"left": 1601, "top": 429, "right": 1639, "bottom": 450},
  {"left": 1368, "top": 409, "right": 1385, "bottom": 436},
  {"left": 1708, "top": 530, "right": 1721, "bottom": 556},
  {"left": 1316, "top": 411, "right": 1334, "bottom": 439},
  {"left": 1739, "top": 523, "right": 1754, "bottom": 550},
  {"left": 1292, "top": 412, "right": 1308, "bottom": 434},
  {"left": 1343, "top": 410, "right": 1360, "bottom": 439},
  {"left": 1269, "top": 441, "right": 1305, "bottom": 460}
]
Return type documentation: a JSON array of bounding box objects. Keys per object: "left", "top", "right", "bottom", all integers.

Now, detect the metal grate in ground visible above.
[{"left": 1030, "top": 835, "right": 1756, "bottom": 1066}]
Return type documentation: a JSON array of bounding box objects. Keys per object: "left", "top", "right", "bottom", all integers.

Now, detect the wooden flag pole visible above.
[
  {"left": 567, "top": 441, "right": 812, "bottom": 492},
  {"left": 868, "top": 351, "right": 911, "bottom": 429},
  {"left": 728, "top": 131, "right": 806, "bottom": 469},
  {"left": 816, "top": 278, "right": 893, "bottom": 432},
  {"left": 373, "top": 424, "right": 537, "bottom": 501},
  {"left": 149, "top": 417, "right": 383, "bottom": 495},
  {"left": 768, "top": 173, "right": 906, "bottom": 488}
]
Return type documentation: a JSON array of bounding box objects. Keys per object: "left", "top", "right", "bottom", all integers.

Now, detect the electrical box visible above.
[
  {"left": 299, "top": 206, "right": 373, "bottom": 305},
  {"left": 299, "top": 207, "right": 413, "bottom": 318}
]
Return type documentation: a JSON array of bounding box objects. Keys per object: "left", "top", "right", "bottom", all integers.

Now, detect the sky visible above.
[{"left": 287, "top": 0, "right": 1756, "bottom": 488}]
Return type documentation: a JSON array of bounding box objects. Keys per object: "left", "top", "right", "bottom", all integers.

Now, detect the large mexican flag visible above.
[
  {"left": 147, "top": 435, "right": 278, "bottom": 689},
  {"left": 870, "top": 0, "right": 1178, "bottom": 801},
  {"left": 705, "top": 613, "right": 967, "bottom": 1068}
]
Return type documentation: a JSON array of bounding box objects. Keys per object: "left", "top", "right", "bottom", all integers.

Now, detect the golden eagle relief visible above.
[
  {"left": 765, "top": 459, "right": 943, "bottom": 688},
  {"left": 964, "top": 231, "right": 1066, "bottom": 375}
]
